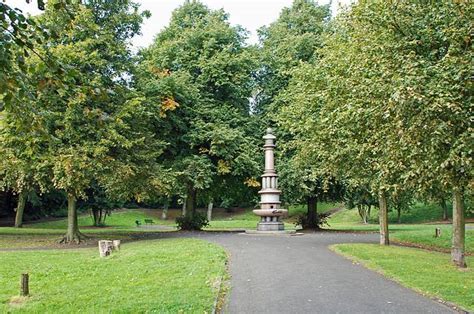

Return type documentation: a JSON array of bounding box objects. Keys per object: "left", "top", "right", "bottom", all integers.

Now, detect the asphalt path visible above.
[{"left": 191, "top": 232, "right": 455, "bottom": 314}]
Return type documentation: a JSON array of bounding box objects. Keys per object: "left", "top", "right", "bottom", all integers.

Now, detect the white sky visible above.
[{"left": 7, "top": 0, "right": 353, "bottom": 49}]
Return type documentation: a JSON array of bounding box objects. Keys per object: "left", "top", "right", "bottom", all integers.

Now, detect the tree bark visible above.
[
  {"left": 14, "top": 191, "right": 27, "bottom": 228},
  {"left": 60, "top": 193, "right": 84, "bottom": 244},
  {"left": 451, "top": 190, "right": 466, "bottom": 267},
  {"left": 162, "top": 202, "right": 169, "bottom": 220},
  {"left": 397, "top": 206, "right": 401, "bottom": 224},
  {"left": 185, "top": 186, "right": 196, "bottom": 216},
  {"left": 92, "top": 209, "right": 99, "bottom": 226},
  {"left": 207, "top": 201, "right": 213, "bottom": 221},
  {"left": 379, "top": 192, "right": 389, "bottom": 245},
  {"left": 181, "top": 198, "right": 187, "bottom": 217},
  {"left": 306, "top": 196, "right": 319, "bottom": 229},
  {"left": 440, "top": 198, "right": 448, "bottom": 221}
]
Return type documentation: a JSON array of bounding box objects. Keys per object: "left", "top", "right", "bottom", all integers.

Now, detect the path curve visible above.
[{"left": 191, "top": 232, "right": 454, "bottom": 314}]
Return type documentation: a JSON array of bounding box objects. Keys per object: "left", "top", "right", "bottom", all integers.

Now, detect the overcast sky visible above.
[{"left": 7, "top": 0, "right": 353, "bottom": 49}]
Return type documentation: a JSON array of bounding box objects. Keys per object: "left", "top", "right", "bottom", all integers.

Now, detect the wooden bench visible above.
[{"left": 144, "top": 219, "right": 154, "bottom": 225}]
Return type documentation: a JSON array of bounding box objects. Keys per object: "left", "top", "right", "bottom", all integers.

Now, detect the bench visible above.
[
  {"left": 135, "top": 220, "right": 141, "bottom": 227},
  {"left": 144, "top": 219, "right": 154, "bottom": 225}
]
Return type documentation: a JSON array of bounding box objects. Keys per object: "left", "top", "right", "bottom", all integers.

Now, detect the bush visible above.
[
  {"left": 176, "top": 212, "right": 209, "bottom": 231},
  {"left": 295, "top": 212, "right": 331, "bottom": 229}
]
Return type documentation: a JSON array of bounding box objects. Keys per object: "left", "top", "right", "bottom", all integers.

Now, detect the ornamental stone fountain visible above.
[{"left": 252, "top": 128, "right": 288, "bottom": 232}]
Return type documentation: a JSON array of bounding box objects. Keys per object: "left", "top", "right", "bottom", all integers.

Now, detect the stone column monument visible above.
[{"left": 252, "top": 128, "right": 288, "bottom": 231}]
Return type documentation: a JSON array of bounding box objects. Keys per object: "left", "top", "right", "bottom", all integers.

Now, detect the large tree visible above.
[
  {"left": 277, "top": 1, "right": 472, "bottom": 266},
  {"left": 15, "top": 0, "right": 157, "bottom": 242},
  {"left": 257, "top": 0, "right": 334, "bottom": 228},
  {"left": 256, "top": 0, "right": 330, "bottom": 115},
  {"left": 137, "top": 1, "right": 260, "bottom": 218}
]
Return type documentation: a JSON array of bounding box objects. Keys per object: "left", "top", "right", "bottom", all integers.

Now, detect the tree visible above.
[
  {"left": 276, "top": 1, "right": 472, "bottom": 266},
  {"left": 257, "top": 0, "right": 334, "bottom": 229},
  {"left": 256, "top": 0, "right": 330, "bottom": 115},
  {"left": 345, "top": 186, "right": 377, "bottom": 224},
  {"left": 0, "top": 110, "right": 50, "bottom": 227},
  {"left": 137, "top": 1, "right": 260, "bottom": 222},
  {"left": 17, "top": 0, "right": 154, "bottom": 242}
]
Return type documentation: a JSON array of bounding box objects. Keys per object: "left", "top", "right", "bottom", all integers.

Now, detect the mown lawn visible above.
[
  {"left": 205, "top": 202, "right": 340, "bottom": 231},
  {"left": 0, "top": 238, "right": 227, "bottom": 313},
  {"left": 328, "top": 209, "right": 474, "bottom": 254},
  {"left": 332, "top": 244, "right": 473, "bottom": 312},
  {"left": 28, "top": 209, "right": 175, "bottom": 230},
  {"left": 0, "top": 209, "right": 177, "bottom": 249}
]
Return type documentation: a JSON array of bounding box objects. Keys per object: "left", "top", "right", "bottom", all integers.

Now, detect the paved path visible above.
[{"left": 191, "top": 232, "right": 454, "bottom": 314}]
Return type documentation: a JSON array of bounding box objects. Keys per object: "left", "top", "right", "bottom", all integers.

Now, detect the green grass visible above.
[
  {"left": 0, "top": 238, "right": 227, "bottom": 313},
  {"left": 204, "top": 202, "right": 340, "bottom": 230},
  {"left": 28, "top": 209, "right": 175, "bottom": 230},
  {"left": 332, "top": 244, "right": 473, "bottom": 311},
  {"left": 0, "top": 209, "right": 178, "bottom": 249},
  {"left": 328, "top": 208, "right": 473, "bottom": 254}
]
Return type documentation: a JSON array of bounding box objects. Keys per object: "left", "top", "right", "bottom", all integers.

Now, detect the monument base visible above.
[{"left": 256, "top": 221, "right": 284, "bottom": 231}]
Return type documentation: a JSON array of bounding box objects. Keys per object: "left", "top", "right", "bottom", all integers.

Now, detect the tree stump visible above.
[
  {"left": 112, "top": 240, "right": 121, "bottom": 251},
  {"left": 435, "top": 228, "right": 441, "bottom": 238},
  {"left": 98, "top": 240, "right": 113, "bottom": 257}
]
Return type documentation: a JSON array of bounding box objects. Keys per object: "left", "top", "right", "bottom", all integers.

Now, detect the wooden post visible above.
[
  {"left": 435, "top": 228, "right": 441, "bottom": 238},
  {"left": 21, "top": 273, "right": 29, "bottom": 296}
]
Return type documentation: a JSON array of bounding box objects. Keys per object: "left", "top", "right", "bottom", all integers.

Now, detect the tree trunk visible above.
[
  {"left": 367, "top": 205, "right": 371, "bottom": 220},
  {"left": 60, "top": 193, "right": 84, "bottom": 244},
  {"left": 397, "top": 206, "right": 401, "bottom": 224},
  {"left": 363, "top": 205, "right": 368, "bottom": 224},
  {"left": 185, "top": 186, "right": 196, "bottom": 216},
  {"left": 306, "top": 196, "right": 319, "bottom": 229},
  {"left": 162, "top": 202, "right": 169, "bottom": 220},
  {"left": 181, "top": 198, "right": 187, "bottom": 217},
  {"left": 379, "top": 192, "right": 389, "bottom": 245},
  {"left": 207, "top": 201, "right": 213, "bottom": 221},
  {"left": 14, "top": 191, "right": 27, "bottom": 228},
  {"left": 92, "top": 209, "right": 99, "bottom": 226},
  {"left": 440, "top": 198, "right": 448, "bottom": 221},
  {"left": 451, "top": 190, "right": 466, "bottom": 267}
]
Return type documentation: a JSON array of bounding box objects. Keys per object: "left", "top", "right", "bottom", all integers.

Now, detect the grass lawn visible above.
[
  {"left": 0, "top": 209, "right": 177, "bottom": 249},
  {"left": 328, "top": 209, "right": 474, "bottom": 254},
  {"left": 0, "top": 238, "right": 227, "bottom": 313},
  {"left": 204, "top": 202, "right": 340, "bottom": 231},
  {"left": 332, "top": 244, "right": 473, "bottom": 312},
  {"left": 28, "top": 209, "right": 175, "bottom": 230}
]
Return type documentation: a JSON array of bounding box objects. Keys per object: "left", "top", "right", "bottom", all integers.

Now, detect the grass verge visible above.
[
  {"left": 331, "top": 243, "right": 473, "bottom": 312},
  {"left": 0, "top": 238, "right": 227, "bottom": 313},
  {"left": 328, "top": 209, "right": 473, "bottom": 254}
]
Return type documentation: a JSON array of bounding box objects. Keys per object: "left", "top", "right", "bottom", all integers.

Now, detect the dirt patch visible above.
[{"left": 9, "top": 296, "right": 29, "bottom": 308}]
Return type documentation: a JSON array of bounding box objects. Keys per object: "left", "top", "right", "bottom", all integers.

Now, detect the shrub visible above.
[
  {"left": 295, "top": 212, "right": 331, "bottom": 229},
  {"left": 176, "top": 212, "right": 209, "bottom": 230}
]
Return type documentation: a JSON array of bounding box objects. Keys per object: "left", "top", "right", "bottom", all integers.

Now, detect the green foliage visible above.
[
  {"left": 256, "top": 0, "right": 330, "bottom": 114},
  {"left": 295, "top": 211, "right": 330, "bottom": 229},
  {"left": 176, "top": 212, "right": 209, "bottom": 231},
  {"left": 138, "top": 1, "right": 260, "bottom": 209}
]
